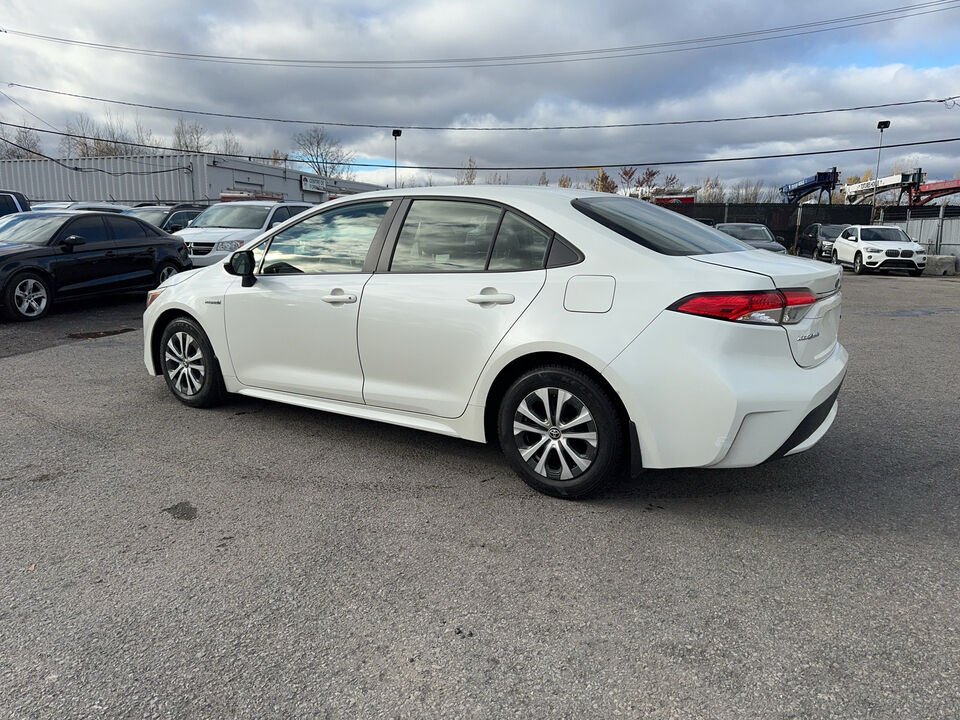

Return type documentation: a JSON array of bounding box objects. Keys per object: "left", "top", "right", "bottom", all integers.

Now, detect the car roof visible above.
[
  {"left": 208, "top": 200, "right": 311, "bottom": 207},
  {"left": 716, "top": 222, "right": 767, "bottom": 228}
]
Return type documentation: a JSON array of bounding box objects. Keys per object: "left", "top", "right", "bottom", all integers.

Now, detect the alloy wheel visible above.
[
  {"left": 159, "top": 265, "right": 178, "bottom": 282},
  {"left": 13, "top": 278, "right": 48, "bottom": 318},
  {"left": 513, "top": 387, "right": 598, "bottom": 481},
  {"left": 164, "top": 331, "right": 205, "bottom": 396}
]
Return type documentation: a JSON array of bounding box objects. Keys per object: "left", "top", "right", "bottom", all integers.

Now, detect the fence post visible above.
[
  {"left": 937, "top": 201, "right": 946, "bottom": 254},
  {"left": 793, "top": 204, "right": 802, "bottom": 253},
  {"left": 723, "top": 203, "right": 728, "bottom": 223}
]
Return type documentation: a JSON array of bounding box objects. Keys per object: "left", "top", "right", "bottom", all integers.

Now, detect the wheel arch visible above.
[
  {"left": 2, "top": 265, "right": 56, "bottom": 297},
  {"left": 149, "top": 308, "right": 199, "bottom": 375},
  {"left": 481, "top": 351, "right": 632, "bottom": 451}
]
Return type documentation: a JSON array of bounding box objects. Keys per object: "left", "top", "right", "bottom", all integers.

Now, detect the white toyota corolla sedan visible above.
[{"left": 144, "top": 186, "right": 847, "bottom": 498}]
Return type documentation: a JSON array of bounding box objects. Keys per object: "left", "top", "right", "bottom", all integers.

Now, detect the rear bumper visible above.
[{"left": 603, "top": 310, "right": 848, "bottom": 469}]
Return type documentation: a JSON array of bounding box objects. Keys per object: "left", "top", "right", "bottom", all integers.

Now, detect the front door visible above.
[
  {"left": 358, "top": 200, "right": 550, "bottom": 418},
  {"left": 49, "top": 215, "right": 121, "bottom": 296},
  {"left": 223, "top": 200, "right": 395, "bottom": 403}
]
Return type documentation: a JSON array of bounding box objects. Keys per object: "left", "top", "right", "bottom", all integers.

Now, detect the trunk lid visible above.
[{"left": 691, "top": 250, "right": 843, "bottom": 368}]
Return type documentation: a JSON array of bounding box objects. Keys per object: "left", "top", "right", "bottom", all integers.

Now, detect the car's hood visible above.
[
  {"left": 0, "top": 242, "right": 37, "bottom": 258},
  {"left": 861, "top": 240, "right": 924, "bottom": 251},
  {"left": 175, "top": 227, "right": 261, "bottom": 243}
]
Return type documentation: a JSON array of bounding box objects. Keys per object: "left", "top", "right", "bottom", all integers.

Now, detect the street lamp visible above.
[
  {"left": 392, "top": 129, "right": 402, "bottom": 187},
  {"left": 872, "top": 120, "right": 890, "bottom": 219}
]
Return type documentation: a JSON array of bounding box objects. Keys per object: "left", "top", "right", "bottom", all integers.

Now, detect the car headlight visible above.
[
  {"left": 146, "top": 288, "right": 165, "bottom": 309},
  {"left": 214, "top": 240, "right": 243, "bottom": 252},
  {"left": 864, "top": 247, "right": 882, "bottom": 253}
]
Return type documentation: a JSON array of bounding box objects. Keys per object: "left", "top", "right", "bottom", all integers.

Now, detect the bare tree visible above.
[
  {"left": 0, "top": 120, "right": 43, "bottom": 159},
  {"left": 217, "top": 129, "right": 244, "bottom": 156},
  {"left": 455, "top": 156, "right": 477, "bottom": 185},
  {"left": 618, "top": 166, "right": 637, "bottom": 194},
  {"left": 91, "top": 110, "right": 133, "bottom": 156},
  {"left": 726, "top": 179, "right": 767, "bottom": 203},
  {"left": 596, "top": 169, "right": 617, "bottom": 193},
  {"left": 134, "top": 116, "right": 159, "bottom": 154},
  {"left": 59, "top": 113, "right": 99, "bottom": 157},
  {"left": 293, "top": 126, "right": 354, "bottom": 179},
  {"left": 173, "top": 117, "right": 210, "bottom": 153},
  {"left": 537, "top": 171, "right": 549, "bottom": 186},
  {"left": 697, "top": 176, "right": 726, "bottom": 203},
  {"left": 557, "top": 174, "right": 572, "bottom": 188},
  {"left": 485, "top": 170, "right": 510, "bottom": 185}
]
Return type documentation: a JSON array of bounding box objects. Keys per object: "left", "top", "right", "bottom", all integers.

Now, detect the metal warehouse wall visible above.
[{"left": 0, "top": 153, "right": 381, "bottom": 204}]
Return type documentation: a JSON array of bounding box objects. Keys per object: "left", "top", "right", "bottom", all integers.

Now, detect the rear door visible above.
[
  {"left": 223, "top": 200, "right": 396, "bottom": 402},
  {"left": 358, "top": 199, "right": 549, "bottom": 418},
  {"left": 48, "top": 215, "right": 121, "bottom": 296},
  {"left": 105, "top": 215, "right": 157, "bottom": 288}
]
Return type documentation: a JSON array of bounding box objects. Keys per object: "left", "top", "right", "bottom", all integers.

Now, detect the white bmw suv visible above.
[
  {"left": 145, "top": 186, "right": 847, "bottom": 498},
  {"left": 176, "top": 201, "right": 312, "bottom": 268},
  {"left": 831, "top": 225, "right": 927, "bottom": 276}
]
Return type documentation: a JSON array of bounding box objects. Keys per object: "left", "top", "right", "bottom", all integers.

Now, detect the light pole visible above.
[
  {"left": 872, "top": 120, "right": 890, "bottom": 220},
  {"left": 392, "top": 129, "right": 402, "bottom": 187}
]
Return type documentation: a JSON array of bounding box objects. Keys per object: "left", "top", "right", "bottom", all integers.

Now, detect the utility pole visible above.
[
  {"left": 392, "top": 129, "right": 402, "bottom": 188},
  {"left": 872, "top": 121, "right": 890, "bottom": 222}
]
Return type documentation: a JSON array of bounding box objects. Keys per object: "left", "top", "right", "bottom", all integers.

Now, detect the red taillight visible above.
[{"left": 670, "top": 289, "right": 818, "bottom": 325}]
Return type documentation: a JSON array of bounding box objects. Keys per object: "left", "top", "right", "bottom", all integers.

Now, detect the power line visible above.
[
  {"left": 0, "top": 135, "right": 189, "bottom": 176},
  {"left": 0, "top": 88, "right": 60, "bottom": 131},
  {"left": 6, "top": 82, "right": 959, "bottom": 132},
  {"left": 2, "top": 2, "right": 958, "bottom": 69},
  {"left": 3, "top": 119, "right": 958, "bottom": 172}
]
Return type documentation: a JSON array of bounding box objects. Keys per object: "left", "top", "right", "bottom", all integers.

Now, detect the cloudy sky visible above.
[{"left": 2, "top": 0, "right": 959, "bottom": 192}]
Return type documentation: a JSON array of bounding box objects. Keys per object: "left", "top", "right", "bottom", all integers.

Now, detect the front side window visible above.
[
  {"left": 260, "top": 201, "right": 392, "bottom": 275},
  {"left": 488, "top": 211, "right": 551, "bottom": 271},
  {"left": 390, "top": 200, "right": 501, "bottom": 272},
  {"left": 62, "top": 215, "right": 109, "bottom": 244},
  {"left": 191, "top": 205, "right": 270, "bottom": 230}
]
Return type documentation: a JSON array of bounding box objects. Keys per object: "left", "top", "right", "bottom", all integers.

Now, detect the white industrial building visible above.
[{"left": 0, "top": 152, "right": 382, "bottom": 205}]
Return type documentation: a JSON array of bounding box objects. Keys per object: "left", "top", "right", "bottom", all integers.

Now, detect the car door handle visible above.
[
  {"left": 105, "top": 250, "right": 116, "bottom": 257},
  {"left": 322, "top": 291, "right": 357, "bottom": 304},
  {"left": 467, "top": 291, "right": 515, "bottom": 306}
]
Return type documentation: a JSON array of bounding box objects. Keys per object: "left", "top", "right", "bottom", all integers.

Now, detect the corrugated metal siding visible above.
[
  {"left": 887, "top": 217, "right": 960, "bottom": 259},
  {"left": 0, "top": 153, "right": 381, "bottom": 204}
]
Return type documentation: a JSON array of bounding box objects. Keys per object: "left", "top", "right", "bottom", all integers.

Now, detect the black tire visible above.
[
  {"left": 159, "top": 317, "right": 224, "bottom": 408},
  {"left": 832, "top": 250, "right": 841, "bottom": 266},
  {"left": 909, "top": 268, "right": 923, "bottom": 277},
  {"left": 853, "top": 252, "right": 867, "bottom": 275},
  {"left": 498, "top": 365, "right": 624, "bottom": 499},
  {"left": 156, "top": 261, "right": 179, "bottom": 286},
  {"left": 2, "top": 271, "right": 52, "bottom": 321}
]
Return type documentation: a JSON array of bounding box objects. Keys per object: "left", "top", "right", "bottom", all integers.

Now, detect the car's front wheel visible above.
[
  {"left": 159, "top": 317, "right": 224, "bottom": 408},
  {"left": 3, "top": 272, "right": 52, "bottom": 321},
  {"left": 853, "top": 252, "right": 867, "bottom": 275},
  {"left": 832, "top": 250, "right": 841, "bottom": 266},
  {"left": 498, "top": 366, "right": 624, "bottom": 498}
]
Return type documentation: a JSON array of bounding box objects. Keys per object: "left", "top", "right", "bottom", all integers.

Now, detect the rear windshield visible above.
[
  {"left": 717, "top": 224, "right": 774, "bottom": 242},
  {"left": 572, "top": 196, "right": 747, "bottom": 256},
  {"left": 861, "top": 227, "right": 912, "bottom": 243}
]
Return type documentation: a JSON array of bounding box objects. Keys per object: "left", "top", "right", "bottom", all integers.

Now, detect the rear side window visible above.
[
  {"left": 106, "top": 216, "right": 148, "bottom": 240},
  {"left": 488, "top": 212, "right": 551, "bottom": 271},
  {"left": 572, "top": 196, "right": 746, "bottom": 256},
  {"left": 390, "top": 200, "right": 501, "bottom": 272}
]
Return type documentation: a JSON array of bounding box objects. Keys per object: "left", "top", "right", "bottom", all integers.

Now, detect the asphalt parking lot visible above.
[{"left": 1, "top": 273, "right": 958, "bottom": 719}]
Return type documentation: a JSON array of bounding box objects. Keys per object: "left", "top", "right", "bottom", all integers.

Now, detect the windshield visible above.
[
  {"left": 861, "top": 227, "right": 912, "bottom": 243},
  {"left": 820, "top": 224, "right": 846, "bottom": 239},
  {"left": 717, "top": 224, "right": 775, "bottom": 242},
  {"left": 191, "top": 205, "right": 270, "bottom": 229},
  {"left": 0, "top": 212, "right": 68, "bottom": 245},
  {"left": 126, "top": 208, "right": 168, "bottom": 226},
  {"left": 572, "top": 197, "right": 747, "bottom": 255}
]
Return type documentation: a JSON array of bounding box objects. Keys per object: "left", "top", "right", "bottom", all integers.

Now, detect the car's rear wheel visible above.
[
  {"left": 3, "top": 272, "right": 52, "bottom": 321},
  {"left": 498, "top": 366, "right": 623, "bottom": 498},
  {"left": 853, "top": 252, "right": 867, "bottom": 275},
  {"left": 159, "top": 317, "right": 224, "bottom": 408},
  {"left": 156, "top": 261, "right": 179, "bottom": 285}
]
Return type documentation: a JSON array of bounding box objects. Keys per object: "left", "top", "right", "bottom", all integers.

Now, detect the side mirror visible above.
[
  {"left": 60, "top": 235, "right": 86, "bottom": 249},
  {"left": 776, "top": 236, "right": 784, "bottom": 243},
  {"left": 167, "top": 223, "right": 184, "bottom": 233},
  {"left": 224, "top": 250, "right": 256, "bottom": 287}
]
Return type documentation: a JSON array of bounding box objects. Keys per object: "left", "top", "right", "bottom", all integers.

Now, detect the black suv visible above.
[
  {"left": 123, "top": 203, "right": 208, "bottom": 233},
  {"left": 798, "top": 223, "right": 849, "bottom": 259},
  {"left": 0, "top": 190, "right": 31, "bottom": 218}
]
